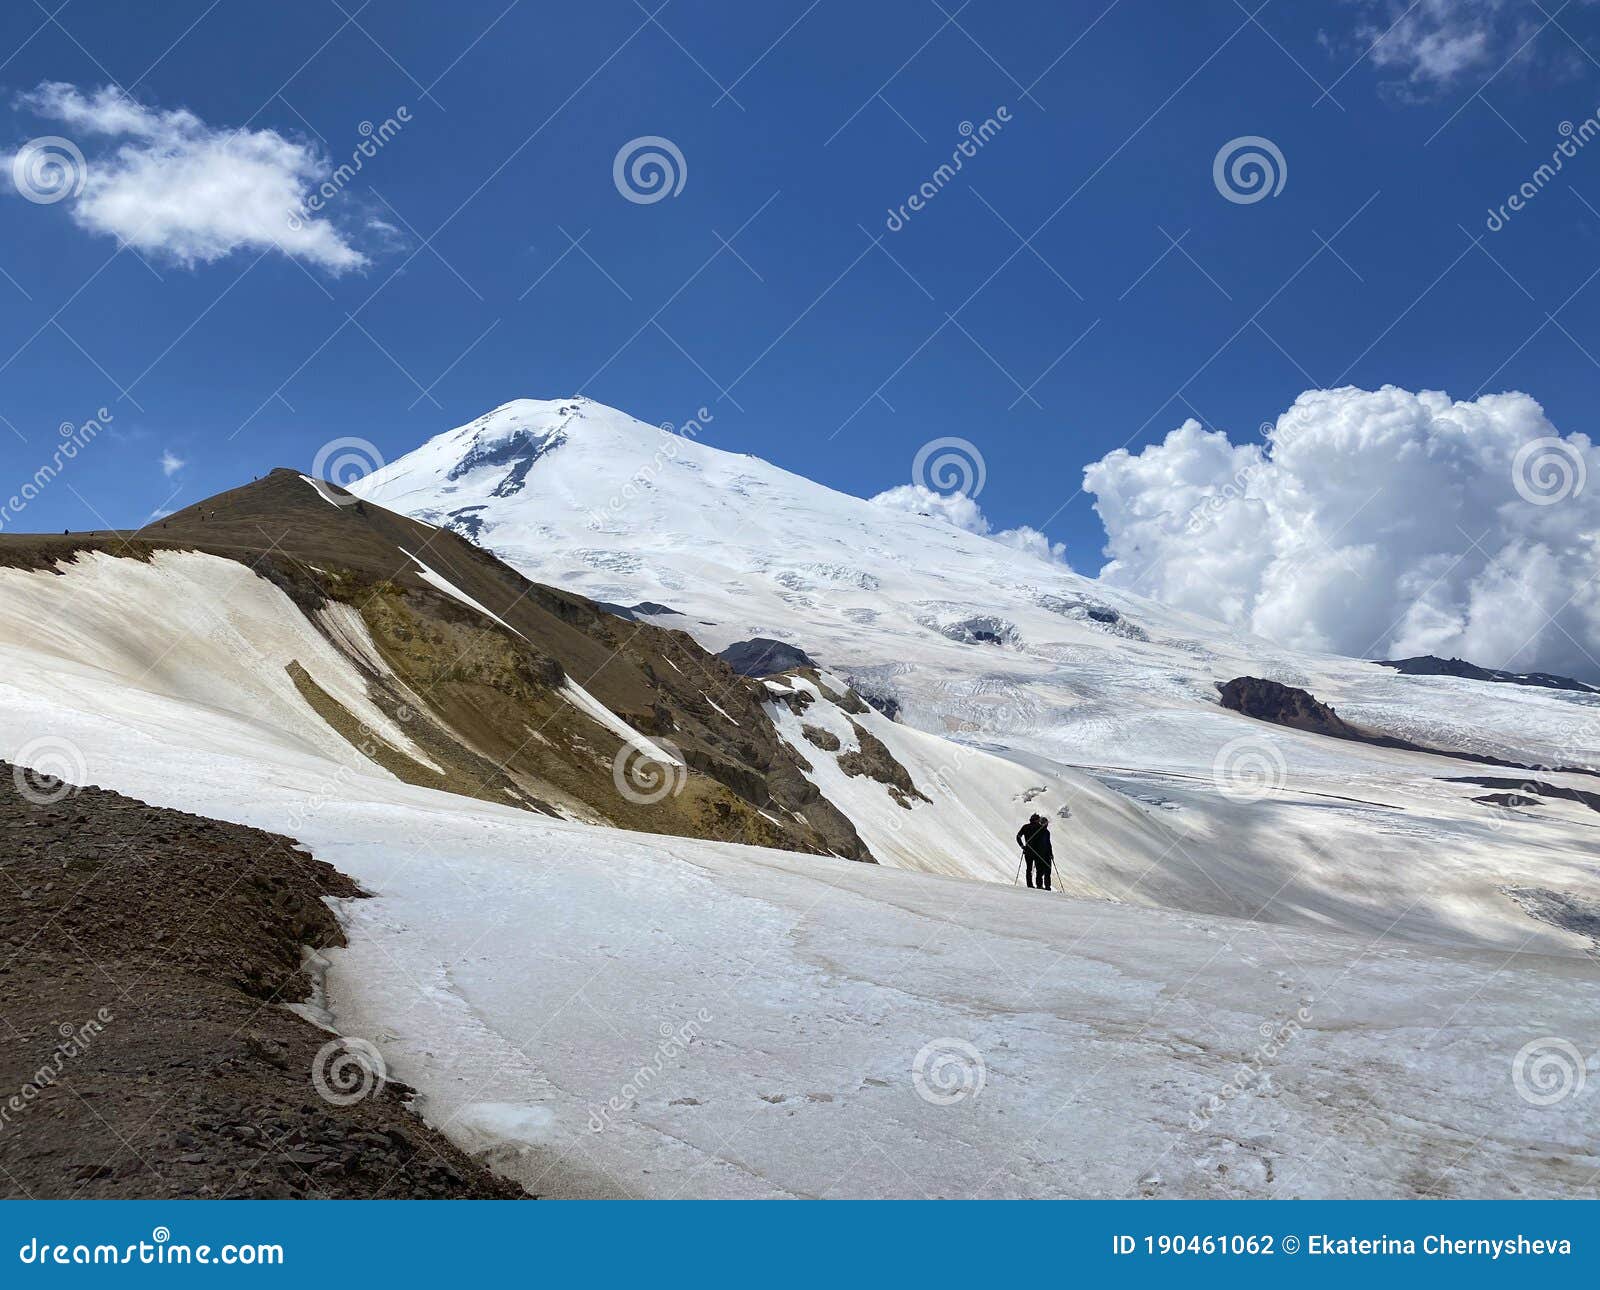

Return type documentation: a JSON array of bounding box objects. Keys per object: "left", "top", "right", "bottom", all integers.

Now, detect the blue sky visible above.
[{"left": 4, "top": 0, "right": 1600, "bottom": 572}]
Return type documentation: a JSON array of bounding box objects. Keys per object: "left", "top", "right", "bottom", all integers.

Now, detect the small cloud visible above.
[
  {"left": 6, "top": 82, "right": 369, "bottom": 272},
  {"left": 1338, "top": 0, "right": 1581, "bottom": 98},
  {"left": 870, "top": 483, "right": 1071, "bottom": 567},
  {"left": 146, "top": 506, "right": 174, "bottom": 523},
  {"left": 159, "top": 449, "right": 185, "bottom": 477}
]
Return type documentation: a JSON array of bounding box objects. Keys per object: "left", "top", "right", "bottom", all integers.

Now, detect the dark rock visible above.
[
  {"left": 1218, "top": 676, "right": 1362, "bottom": 739},
  {"left": 718, "top": 637, "right": 817, "bottom": 677},
  {"left": 1376, "top": 654, "right": 1598, "bottom": 694},
  {"left": 801, "top": 725, "right": 841, "bottom": 752}
]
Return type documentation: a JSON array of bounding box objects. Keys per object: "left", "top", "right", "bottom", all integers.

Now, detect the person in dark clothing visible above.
[
  {"left": 1031, "top": 816, "right": 1054, "bottom": 891},
  {"left": 1015, "top": 815, "right": 1039, "bottom": 887},
  {"left": 1015, "top": 814, "right": 1054, "bottom": 890}
]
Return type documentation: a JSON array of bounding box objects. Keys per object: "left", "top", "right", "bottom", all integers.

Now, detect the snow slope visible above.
[
  {"left": 0, "top": 556, "right": 1595, "bottom": 1198},
  {"left": 353, "top": 398, "right": 1600, "bottom": 950}
]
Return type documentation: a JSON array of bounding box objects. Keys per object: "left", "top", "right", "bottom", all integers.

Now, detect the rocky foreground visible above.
[{"left": 0, "top": 764, "right": 522, "bottom": 1199}]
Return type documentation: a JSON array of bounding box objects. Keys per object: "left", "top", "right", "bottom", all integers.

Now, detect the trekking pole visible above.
[{"left": 1013, "top": 852, "right": 1024, "bottom": 886}]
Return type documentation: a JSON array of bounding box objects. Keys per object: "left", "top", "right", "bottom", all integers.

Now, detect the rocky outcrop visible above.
[
  {"left": 802, "top": 724, "right": 841, "bottom": 752},
  {"left": 1218, "top": 676, "right": 1364, "bottom": 739},
  {"left": 0, "top": 768, "right": 524, "bottom": 1199},
  {"left": 1219, "top": 675, "right": 1600, "bottom": 781},
  {"left": 1377, "top": 655, "right": 1598, "bottom": 694},
  {"left": 836, "top": 719, "right": 930, "bottom": 809},
  {"left": 718, "top": 637, "right": 818, "bottom": 676}
]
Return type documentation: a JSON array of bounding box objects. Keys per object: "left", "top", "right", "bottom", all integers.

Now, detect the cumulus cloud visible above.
[
  {"left": 5, "top": 83, "right": 367, "bottom": 272},
  {"left": 159, "top": 449, "right": 185, "bottom": 477},
  {"left": 871, "top": 483, "right": 1071, "bottom": 566},
  {"left": 1084, "top": 385, "right": 1600, "bottom": 678}
]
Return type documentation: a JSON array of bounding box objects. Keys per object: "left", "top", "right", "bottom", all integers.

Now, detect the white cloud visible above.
[
  {"left": 159, "top": 449, "right": 185, "bottom": 477},
  {"left": 6, "top": 83, "right": 367, "bottom": 272},
  {"left": 870, "top": 483, "right": 1071, "bottom": 566},
  {"left": 1083, "top": 385, "right": 1600, "bottom": 678},
  {"left": 1342, "top": 0, "right": 1588, "bottom": 95}
]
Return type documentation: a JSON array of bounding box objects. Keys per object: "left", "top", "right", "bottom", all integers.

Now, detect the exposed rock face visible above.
[
  {"left": 848, "top": 682, "right": 900, "bottom": 722},
  {"left": 717, "top": 637, "right": 818, "bottom": 676},
  {"left": 836, "top": 719, "right": 930, "bottom": 809},
  {"left": 1218, "top": 676, "right": 1363, "bottom": 739},
  {"left": 0, "top": 469, "right": 872, "bottom": 861},
  {"left": 1218, "top": 675, "right": 1600, "bottom": 781},
  {"left": 1450, "top": 776, "right": 1600, "bottom": 816},
  {"left": 802, "top": 724, "right": 841, "bottom": 752},
  {"left": 446, "top": 422, "right": 569, "bottom": 497},
  {"left": 1377, "top": 655, "right": 1598, "bottom": 694}
]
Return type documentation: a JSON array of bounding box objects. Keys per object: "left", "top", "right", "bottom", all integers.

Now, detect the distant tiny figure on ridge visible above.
[{"left": 1014, "top": 813, "right": 1053, "bottom": 892}]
